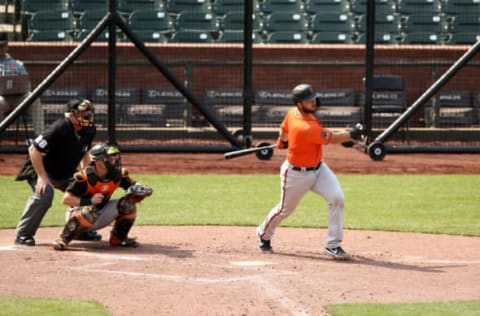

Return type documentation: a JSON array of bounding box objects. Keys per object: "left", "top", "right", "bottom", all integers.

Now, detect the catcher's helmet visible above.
[
  {"left": 292, "top": 84, "right": 320, "bottom": 103},
  {"left": 67, "top": 98, "right": 95, "bottom": 127},
  {"left": 90, "top": 143, "right": 120, "bottom": 161},
  {"left": 90, "top": 143, "right": 121, "bottom": 176}
]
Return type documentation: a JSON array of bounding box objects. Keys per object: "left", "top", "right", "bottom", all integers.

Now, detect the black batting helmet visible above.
[{"left": 292, "top": 84, "right": 320, "bottom": 103}]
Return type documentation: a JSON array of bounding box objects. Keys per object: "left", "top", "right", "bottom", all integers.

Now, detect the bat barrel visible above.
[{"left": 224, "top": 144, "right": 277, "bottom": 160}]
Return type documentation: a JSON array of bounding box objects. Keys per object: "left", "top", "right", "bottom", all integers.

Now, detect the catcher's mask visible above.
[
  {"left": 90, "top": 143, "right": 121, "bottom": 176},
  {"left": 292, "top": 84, "right": 321, "bottom": 108},
  {"left": 67, "top": 98, "right": 95, "bottom": 127}
]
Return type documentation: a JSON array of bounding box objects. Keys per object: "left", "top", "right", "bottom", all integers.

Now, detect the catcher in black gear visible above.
[{"left": 53, "top": 143, "right": 153, "bottom": 251}]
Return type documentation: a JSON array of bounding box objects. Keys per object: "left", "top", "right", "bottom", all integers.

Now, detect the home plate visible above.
[
  {"left": 230, "top": 260, "right": 275, "bottom": 267},
  {"left": 0, "top": 246, "right": 16, "bottom": 251}
]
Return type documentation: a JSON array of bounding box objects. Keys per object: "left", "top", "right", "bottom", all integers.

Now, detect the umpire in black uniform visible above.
[{"left": 14, "top": 98, "right": 101, "bottom": 246}]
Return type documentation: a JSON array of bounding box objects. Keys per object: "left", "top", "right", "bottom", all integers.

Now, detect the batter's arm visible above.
[
  {"left": 329, "top": 130, "right": 352, "bottom": 144},
  {"left": 276, "top": 128, "right": 289, "bottom": 149}
]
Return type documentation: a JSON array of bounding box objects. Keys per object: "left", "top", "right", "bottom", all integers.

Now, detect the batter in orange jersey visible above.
[{"left": 256, "top": 83, "right": 365, "bottom": 260}]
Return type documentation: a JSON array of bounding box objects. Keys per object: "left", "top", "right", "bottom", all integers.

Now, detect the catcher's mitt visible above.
[{"left": 126, "top": 183, "right": 153, "bottom": 203}]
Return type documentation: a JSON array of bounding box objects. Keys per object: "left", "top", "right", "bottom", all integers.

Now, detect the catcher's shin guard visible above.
[
  {"left": 57, "top": 207, "right": 97, "bottom": 246},
  {"left": 110, "top": 211, "right": 137, "bottom": 247}
]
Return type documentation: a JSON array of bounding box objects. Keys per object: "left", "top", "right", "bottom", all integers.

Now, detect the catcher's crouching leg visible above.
[
  {"left": 53, "top": 207, "right": 97, "bottom": 251},
  {"left": 110, "top": 197, "right": 138, "bottom": 247}
]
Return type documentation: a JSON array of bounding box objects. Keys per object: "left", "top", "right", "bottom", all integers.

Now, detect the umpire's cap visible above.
[{"left": 292, "top": 84, "right": 320, "bottom": 103}]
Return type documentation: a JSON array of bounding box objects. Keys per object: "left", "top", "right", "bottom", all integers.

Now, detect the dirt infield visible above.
[
  {"left": 1, "top": 146, "right": 480, "bottom": 315},
  {"left": 2, "top": 144, "right": 480, "bottom": 175},
  {"left": 1, "top": 227, "right": 479, "bottom": 316}
]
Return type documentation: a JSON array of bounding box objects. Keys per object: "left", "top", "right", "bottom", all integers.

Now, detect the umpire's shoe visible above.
[
  {"left": 75, "top": 231, "right": 102, "bottom": 241},
  {"left": 14, "top": 235, "right": 35, "bottom": 246}
]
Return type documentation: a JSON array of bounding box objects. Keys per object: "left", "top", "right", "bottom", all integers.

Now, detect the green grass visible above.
[
  {"left": 1, "top": 174, "right": 479, "bottom": 315},
  {"left": 325, "top": 300, "right": 480, "bottom": 316},
  {"left": 0, "top": 296, "right": 111, "bottom": 316},
  {"left": 2, "top": 174, "right": 479, "bottom": 236}
]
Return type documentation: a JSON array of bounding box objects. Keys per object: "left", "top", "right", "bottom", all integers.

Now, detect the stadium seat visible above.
[
  {"left": 216, "top": 30, "right": 263, "bottom": 43},
  {"left": 204, "top": 89, "right": 263, "bottom": 127},
  {"left": 355, "top": 13, "right": 401, "bottom": 44},
  {"left": 356, "top": 13, "right": 401, "bottom": 34},
  {"left": 263, "top": 12, "right": 309, "bottom": 32},
  {"left": 304, "top": 0, "right": 350, "bottom": 15},
  {"left": 350, "top": 0, "right": 396, "bottom": 15},
  {"left": 311, "top": 31, "right": 354, "bottom": 44},
  {"left": 221, "top": 11, "right": 263, "bottom": 32},
  {"left": 169, "top": 30, "right": 214, "bottom": 42},
  {"left": 402, "top": 14, "right": 449, "bottom": 33},
  {"left": 442, "top": 0, "right": 480, "bottom": 15},
  {"left": 367, "top": 75, "right": 408, "bottom": 128},
  {"left": 27, "top": 30, "right": 75, "bottom": 41},
  {"left": 21, "top": 0, "right": 70, "bottom": 14},
  {"left": 310, "top": 13, "right": 356, "bottom": 33},
  {"left": 28, "top": 10, "right": 75, "bottom": 31},
  {"left": 401, "top": 32, "right": 446, "bottom": 44},
  {"left": 118, "top": 0, "right": 164, "bottom": 14},
  {"left": 165, "top": 0, "right": 211, "bottom": 15},
  {"left": 126, "top": 88, "right": 186, "bottom": 127},
  {"left": 77, "top": 9, "right": 108, "bottom": 31},
  {"left": 254, "top": 89, "right": 292, "bottom": 125},
  {"left": 76, "top": 10, "right": 124, "bottom": 42},
  {"left": 71, "top": 0, "right": 107, "bottom": 14},
  {"left": 212, "top": 0, "right": 260, "bottom": 16},
  {"left": 75, "top": 29, "right": 121, "bottom": 42},
  {"left": 314, "top": 89, "right": 360, "bottom": 127},
  {"left": 449, "top": 14, "right": 480, "bottom": 34},
  {"left": 260, "top": 0, "right": 304, "bottom": 14},
  {"left": 446, "top": 32, "right": 480, "bottom": 45},
  {"left": 128, "top": 9, "right": 174, "bottom": 35},
  {"left": 91, "top": 87, "right": 140, "bottom": 126},
  {"left": 424, "top": 91, "right": 474, "bottom": 127},
  {"left": 397, "top": 0, "right": 442, "bottom": 15},
  {"left": 175, "top": 11, "right": 219, "bottom": 32},
  {"left": 355, "top": 32, "right": 400, "bottom": 44},
  {"left": 265, "top": 31, "right": 309, "bottom": 44},
  {"left": 27, "top": 10, "right": 75, "bottom": 40},
  {"left": 130, "top": 30, "right": 169, "bottom": 42}
]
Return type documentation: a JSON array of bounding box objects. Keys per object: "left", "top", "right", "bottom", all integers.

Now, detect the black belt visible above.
[{"left": 291, "top": 162, "right": 322, "bottom": 172}]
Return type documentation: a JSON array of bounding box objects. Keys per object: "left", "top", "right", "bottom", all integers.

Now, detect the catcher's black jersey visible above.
[{"left": 33, "top": 118, "right": 96, "bottom": 180}]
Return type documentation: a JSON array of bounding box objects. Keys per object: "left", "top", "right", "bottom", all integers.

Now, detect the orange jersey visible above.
[
  {"left": 67, "top": 166, "right": 135, "bottom": 205},
  {"left": 281, "top": 108, "right": 332, "bottom": 167}
]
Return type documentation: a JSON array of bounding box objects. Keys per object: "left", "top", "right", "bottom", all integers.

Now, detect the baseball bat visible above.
[{"left": 224, "top": 144, "right": 277, "bottom": 160}]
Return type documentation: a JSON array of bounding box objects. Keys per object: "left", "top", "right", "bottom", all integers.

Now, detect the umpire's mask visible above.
[{"left": 68, "top": 98, "right": 95, "bottom": 127}]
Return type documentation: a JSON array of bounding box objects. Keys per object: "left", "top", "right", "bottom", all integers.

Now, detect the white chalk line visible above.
[
  {"left": 253, "top": 277, "right": 310, "bottom": 316},
  {"left": 71, "top": 260, "right": 308, "bottom": 315}
]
